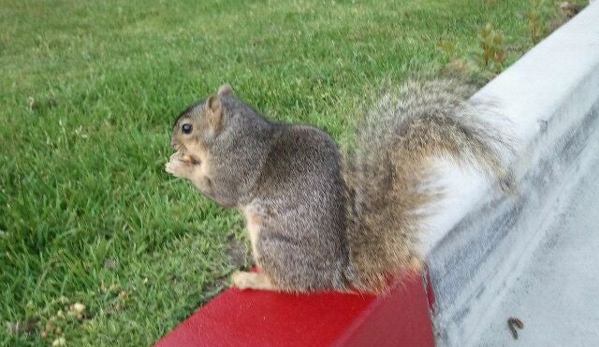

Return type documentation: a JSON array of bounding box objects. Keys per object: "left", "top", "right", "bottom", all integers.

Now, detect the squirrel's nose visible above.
[{"left": 170, "top": 141, "right": 177, "bottom": 150}]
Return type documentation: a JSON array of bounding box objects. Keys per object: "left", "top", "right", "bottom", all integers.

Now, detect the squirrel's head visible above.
[
  {"left": 170, "top": 84, "right": 234, "bottom": 165},
  {"left": 169, "top": 84, "right": 273, "bottom": 207}
]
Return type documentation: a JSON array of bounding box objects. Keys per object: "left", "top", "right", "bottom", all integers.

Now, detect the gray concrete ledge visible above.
[{"left": 423, "top": 2, "right": 599, "bottom": 346}]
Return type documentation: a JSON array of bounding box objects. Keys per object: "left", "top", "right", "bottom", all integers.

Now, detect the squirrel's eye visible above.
[{"left": 182, "top": 123, "right": 193, "bottom": 134}]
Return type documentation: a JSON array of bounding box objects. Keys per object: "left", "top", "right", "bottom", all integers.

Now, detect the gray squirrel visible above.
[{"left": 165, "top": 80, "right": 513, "bottom": 293}]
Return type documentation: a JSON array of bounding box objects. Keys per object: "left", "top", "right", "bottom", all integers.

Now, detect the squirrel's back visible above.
[{"left": 248, "top": 124, "right": 352, "bottom": 291}]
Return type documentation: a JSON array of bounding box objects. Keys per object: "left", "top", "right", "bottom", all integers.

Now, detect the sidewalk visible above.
[{"left": 477, "top": 127, "right": 599, "bottom": 346}]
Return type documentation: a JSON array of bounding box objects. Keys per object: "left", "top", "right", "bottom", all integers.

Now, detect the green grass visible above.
[{"left": 0, "top": 0, "right": 586, "bottom": 345}]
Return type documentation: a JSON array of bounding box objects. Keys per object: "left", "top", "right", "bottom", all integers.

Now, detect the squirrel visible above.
[{"left": 165, "top": 80, "right": 513, "bottom": 293}]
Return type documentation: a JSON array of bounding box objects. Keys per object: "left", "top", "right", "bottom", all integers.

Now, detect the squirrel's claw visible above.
[{"left": 231, "top": 271, "right": 275, "bottom": 291}]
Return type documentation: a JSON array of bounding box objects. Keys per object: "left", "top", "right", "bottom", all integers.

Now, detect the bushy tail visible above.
[{"left": 343, "top": 80, "right": 514, "bottom": 292}]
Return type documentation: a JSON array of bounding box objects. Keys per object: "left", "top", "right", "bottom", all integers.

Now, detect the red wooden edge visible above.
[{"left": 153, "top": 270, "right": 435, "bottom": 347}]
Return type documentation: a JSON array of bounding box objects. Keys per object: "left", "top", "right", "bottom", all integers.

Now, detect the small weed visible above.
[
  {"left": 437, "top": 38, "right": 457, "bottom": 58},
  {"left": 527, "top": 0, "right": 546, "bottom": 44},
  {"left": 527, "top": 0, "right": 587, "bottom": 45},
  {"left": 475, "top": 23, "right": 507, "bottom": 75},
  {"left": 437, "top": 36, "right": 473, "bottom": 78}
]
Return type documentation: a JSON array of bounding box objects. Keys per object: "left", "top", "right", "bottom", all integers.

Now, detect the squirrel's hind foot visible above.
[{"left": 231, "top": 271, "right": 276, "bottom": 291}]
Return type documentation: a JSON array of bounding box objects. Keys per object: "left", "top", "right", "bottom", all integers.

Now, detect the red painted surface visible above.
[{"left": 153, "top": 271, "right": 435, "bottom": 347}]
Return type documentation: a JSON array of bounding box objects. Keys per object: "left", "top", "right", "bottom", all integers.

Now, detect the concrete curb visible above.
[{"left": 424, "top": 2, "right": 599, "bottom": 346}]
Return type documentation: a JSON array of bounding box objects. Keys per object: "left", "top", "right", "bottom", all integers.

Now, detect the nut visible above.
[
  {"left": 52, "top": 337, "right": 66, "bottom": 346},
  {"left": 72, "top": 303, "right": 85, "bottom": 313}
]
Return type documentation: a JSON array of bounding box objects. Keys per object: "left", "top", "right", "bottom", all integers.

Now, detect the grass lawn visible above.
[{"left": 0, "top": 0, "right": 586, "bottom": 345}]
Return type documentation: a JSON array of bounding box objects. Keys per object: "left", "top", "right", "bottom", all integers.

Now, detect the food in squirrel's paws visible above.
[
  {"left": 169, "top": 151, "right": 195, "bottom": 164},
  {"left": 181, "top": 154, "right": 196, "bottom": 164}
]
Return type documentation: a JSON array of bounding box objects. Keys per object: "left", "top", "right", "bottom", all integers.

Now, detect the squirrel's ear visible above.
[
  {"left": 206, "top": 96, "right": 223, "bottom": 133},
  {"left": 217, "top": 84, "right": 234, "bottom": 97}
]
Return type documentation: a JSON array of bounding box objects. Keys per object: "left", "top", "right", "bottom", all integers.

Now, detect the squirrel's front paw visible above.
[{"left": 165, "top": 156, "right": 193, "bottom": 179}]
